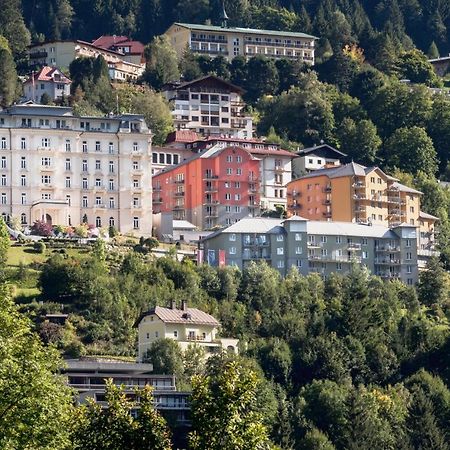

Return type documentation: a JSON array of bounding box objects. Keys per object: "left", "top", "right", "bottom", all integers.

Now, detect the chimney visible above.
[
  {"left": 181, "top": 300, "right": 187, "bottom": 311},
  {"left": 170, "top": 299, "right": 176, "bottom": 310}
]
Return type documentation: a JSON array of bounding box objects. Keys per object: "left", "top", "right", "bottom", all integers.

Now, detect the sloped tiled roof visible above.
[
  {"left": 92, "top": 35, "right": 145, "bottom": 55},
  {"left": 419, "top": 211, "right": 439, "bottom": 220},
  {"left": 165, "top": 130, "right": 200, "bottom": 144},
  {"left": 140, "top": 306, "right": 220, "bottom": 326},
  {"left": 25, "top": 67, "right": 71, "bottom": 84},
  {"left": 297, "top": 144, "right": 347, "bottom": 157}
]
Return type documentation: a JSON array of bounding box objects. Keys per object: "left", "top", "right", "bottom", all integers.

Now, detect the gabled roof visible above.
[
  {"left": 419, "top": 211, "right": 439, "bottom": 221},
  {"left": 391, "top": 182, "right": 422, "bottom": 195},
  {"left": 171, "top": 22, "right": 317, "bottom": 39},
  {"left": 24, "top": 66, "right": 71, "bottom": 84},
  {"left": 137, "top": 306, "right": 220, "bottom": 327},
  {"left": 297, "top": 144, "right": 347, "bottom": 158},
  {"left": 92, "top": 35, "right": 145, "bottom": 55},
  {"left": 164, "top": 75, "right": 245, "bottom": 95},
  {"left": 173, "top": 220, "right": 197, "bottom": 230}
]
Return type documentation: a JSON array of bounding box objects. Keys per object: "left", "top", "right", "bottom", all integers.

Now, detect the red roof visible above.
[
  {"left": 25, "top": 66, "right": 71, "bottom": 84},
  {"left": 166, "top": 130, "right": 200, "bottom": 144},
  {"left": 92, "top": 35, "right": 145, "bottom": 55}
]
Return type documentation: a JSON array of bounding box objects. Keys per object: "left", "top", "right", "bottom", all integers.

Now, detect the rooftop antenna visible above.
[{"left": 220, "top": 1, "right": 229, "bottom": 28}]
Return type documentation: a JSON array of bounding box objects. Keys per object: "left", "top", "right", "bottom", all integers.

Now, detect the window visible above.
[
  {"left": 95, "top": 178, "right": 101, "bottom": 187},
  {"left": 295, "top": 233, "right": 302, "bottom": 241},
  {"left": 109, "top": 217, "right": 115, "bottom": 227},
  {"left": 295, "top": 246, "right": 302, "bottom": 254},
  {"left": 21, "top": 193, "right": 26, "bottom": 205},
  {"left": 133, "top": 142, "right": 138, "bottom": 152},
  {"left": 66, "top": 195, "right": 71, "bottom": 206},
  {"left": 236, "top": 168, "right": 242, "bottom": 175},
  {"left": 277, "top": 260, "right": 285, "bottom": 269},
  {"left": 109, "top": 142, "right": 114, "bottom": 154},
  {"left": 362, "top": 251, "right": 368, "bottom": 259},
  {"left": 95, "top": 141, "right": 101, "bottom": 152},
  {"left": 65, "top": 139, "right": 71, "bottom": 152},
  {"left": 277, "top": 235, "right": 284, "bottom": 242},
  {"left": 226, "top": 168, "right": 232, "bottom": 175},
  {"left": 41, "top": 157, "right": 51, "bottom": 167},
  {"left": 410, "top": 206, "right": 415, "bottom": 213},
  {"left": 1, "top": 138, "right": 6, "bottom": 149},
  {"left": 225, "top": 206, "right": 231, "bottom": 212},
  {"left": 82, "top": 196, "right": 88, "bottom": 208},
  {"left": 82, "top": 178, "right": 88, "bottom": 189},
  {"left": 229, "top": 247, "right": 236, "bottom": 255},
  {"left": 41, "top": 138, "right": 50, "bottom": 148},
  {"left": 41, "top": 175, "right": 51, "bottom": 185},
  {"left": 65, "top": 158, "right": 71, "bottom": 170},
  {"left": 406, "top": 252, "right": 412, "bottom": 260},
  {"left": 336, "top": 263, "right": 342, "bottom": 270},
  {"left": 234, "top": 194, "right": 241, "bottom": 201},
  {"left": 407, "top": 278, "right": 413, "bottom": 286},
  {"left": 96, "top": 216, "right": 102, "bottom": 227},
  {"left": 320, "top": 236, "right": 327, "bottom": 243},
  {"left": 20, "top": 157, "right": 26, "bottom": 169},
  {"left": 133, "top": 179, "right": 140, "bottom": 188},
  {"left": 95, "top": 160, "right": 101, "bottom": 170},
  {"left": 65, "top": 177, "right": 71, "bottom": 188},
  {"left": 20, "top": 138, "right": 26, "bottom": 150},
  {"left": 236, "top": 156, "right": 242, "bottom": 163},
  {"left": 174, "top": 331, "right": 178, "bottom": 338},
  {"left": 336, "top": 236, "right": 342, "bottom": 244},
  {"left": 234, "top": 181, "right": 240, "bottom": 188},
  {"left": 21, "top": 175, "right": 26, "bottom": 186},
  {"left": 1, "top": 175, "right": 7, "bottom": 186},
  {"left": 1, "top": 193, "right": 6, "bottom": 204},
  {"left": 109, "top": 179, "right": 114, "bottom": 191},
  {"left": 407, "top": 265, "right": 412, "bottom": 274},
  {"left": 362, "top": 238, "right": 368, "bottom": 245},
  {"left": 132, "top": 161, "right": 139, "bottom": 170},
  {"left": 226, "top": 155, "right": 233, "bottom": 162},
  {"left": 406, "top": 239, "right": 411, "bottom": 247},
  {"left": 225, "top": 193, "right": 231, "bottom": 200},
  {"left": 109, "top": 197, "right": 115, "bottom": 208},
  {"left": 82, "top": 141, "right": 88, "bottom": 152},
  {"left": 229, "top": 234, "right": 236, "bottom": 241},
  {"left": 234, "top": 206, "right": 241, "bottom": 213},
  {"left": 133, "top": 217, "right": 139, "bottom": 229},
  {"left": 21, "top": 213, "right": 26, "bottom": 224},
  {"left": 95, "top": 196, "right": 102, "bottom": 205},
  {"left": 133, "top": 197, "right": 140, "bottom": 207},
  {"left": 82, "top": 160, "right": 88, "bottom": 172},
  {"left": 277, "top": 247, "right": 284, "bottom": 255}
]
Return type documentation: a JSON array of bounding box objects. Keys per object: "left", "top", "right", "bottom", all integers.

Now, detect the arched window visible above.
[
  {"left": 95, "top": 216, "right": 102, "bottom": 227},
  {"left": 109, "top": 217, "right": 115, "bottom": 227},
  {"left": 20, "top": 213, "right": 27, "bottom": 224}
]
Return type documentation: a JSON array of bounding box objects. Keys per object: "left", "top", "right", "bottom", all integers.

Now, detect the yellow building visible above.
[
  {"left": 136, "top": 301, "right": 238, "bottom": 362},
  {"left": 164, "top": 22, "right": 316, "bottom": 64},
  {"left": 286, "top": 162, "right": 439, "bottom": 267}
]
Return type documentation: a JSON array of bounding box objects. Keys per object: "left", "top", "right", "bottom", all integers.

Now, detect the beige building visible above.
[
  {"left": 165, "top": 23, "right": 316, "bottom": 63},
  {"left": 136, "top": 301, "right": 239, "bottom": 362},
  {"left": 0, "top": 103, "right": 152, "bottom": 235},
  {"left": 28, "top": 40, "right": 145, "bottom": 81}
]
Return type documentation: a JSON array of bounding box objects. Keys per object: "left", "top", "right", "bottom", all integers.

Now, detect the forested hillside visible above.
[{"left": 9, "top": 0, "right": 450, "bottom": 57}]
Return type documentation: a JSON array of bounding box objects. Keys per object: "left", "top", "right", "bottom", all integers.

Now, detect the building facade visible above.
[
  {"left": 28, "top": 40, "right": 145, "bottom": 81},
  {"left": 23, "top": 67, "right": 71, "bottom": 103},
  {"left": 91, "top": 35, "right": 145, "bottom": 65},
  {"left": 162, "top": 76, "right": 253, "bottom": 139},
  {"left": 0, "top": 104, "right": 152, "bottom": 235},
  {"left": 136, "top": 302, "right": 239, "bottom": 362},
  {"left": 165, "top": 23, "right": 316, "bottom": 64},
  {"left": 152, "top": 145, "right": 260, "bottom": 230},
  {"left": 202, "top": 216, "right": 420, "bottom": 285},
  {"left": 292, "top": 144, "right": 346, "bottom": 178}
]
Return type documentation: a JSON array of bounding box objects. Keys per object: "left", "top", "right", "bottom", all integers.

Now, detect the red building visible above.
[{"left": 152, "top": 146, "right": 260, "bottom": 230}]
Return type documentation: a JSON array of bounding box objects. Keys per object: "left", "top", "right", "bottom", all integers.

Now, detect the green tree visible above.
[
  {"left": 0, "top": 287, "right": 74, "bottom": 449},
  {"left": 0, "top": 47, "right": 17, "bottom": 107},
  {"left": 245, "top": 56, "right": 279, "bottom": 103},
  {"left": 394, "top": 49, "right": 442, "bottom": 86},
  {"left": 384, "top": 126, "right": 438, "bottom": 176},
  {"left": 428, "top": 96, "right": 450, "bottom": 171},
  {"left": 427, "top": 41, "right": 440, "bottom": 58},
  {"left": 143, "top": 35, "right": 180, "bottom": 90},
  {"left": 417, "top": 256, "right": 449, "bottom": 307},
  {"left": 299, "top": 428, "right": 336, "bottom": 450},
  {"left": 71, "top": 379, "right": 172, "bottom": 450},
  {"left": 0, "top": 217, "right": 9, "bottom": 267},
  {"left": 179, "top": 47, "right": 203, "bottom": 81},
  {"left": 338, "top": 118, "right": 382, "bottom": 164},
  {"left": 189, "top": 360, "right": 273, "bottom": 450},
  {"left": 0, "top": 0, "right": 30, "bottom": 56},
  {"left": 143, "top": 338, "right": 184, "bottom": 377}
]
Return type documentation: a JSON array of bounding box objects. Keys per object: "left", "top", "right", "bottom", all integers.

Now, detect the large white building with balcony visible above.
[
  {"left": 136, "top": 301, "right": 239, "bottom": 362},
  {"left": 165, "top": 22, "right": 316, "bottom": 64},
  {"left": 0, "top": 103, "right": 152, "bottom": 235},
  {"left": 162, "top": 75, "right": 254, "bottom": 139}
]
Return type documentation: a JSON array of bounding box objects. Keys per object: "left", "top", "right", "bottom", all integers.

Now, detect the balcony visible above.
[
  {"left": 307, "top": 241, "right": 321, "bottom": 248},
  {"left": 376, "top": 272, "right": 400, "bottom": 279},
  {"left": 289, "top": 203, "right": 302, "bottom": 210},
  {"left": 205, "top": 186, "right": 218, "bottom": 193},
  {"left": 205, "top": 211, "right": 218, "bottom": 218},
  {"left": 174, "top": 191, "right": 185, "bottom": 197},
  {"left": 323, "top": 186, "right": 332, "bottom": 193},
  {"left": 203, "top": 199, "right": 219, "bottom": 205},
  {"left": 153, "top": 197, "right": 163, "bottom": 204},
  {"left": 30, "top": 50, "right": 48, "bottom": 58},
  {"left": 353, "top": 194, "right": 366, "bottom": 200},
  {"left": 243, "top": 253, "right": 271, "bottom": 260},
  {"left": 243, "top": 238, "right": 269, "bottom": 247},
  {"left": 248, "top": 175, "right": 259, "bottom": 182},
  {"left": 274, "top": 165, "right": 284, "bottom": 172},
  {"left": 323, "top": 211, "right": 332, "bottom": 218},
  {"left": 352, "top": 181, "right": 365, "bottom": 188},
  {"left": 374, "top": 258, "right": 401, "bottom": 265},
  {"left": 323, "top": 199, "right": 331, "bottom": 206},
  {"left": 287, "top": 191, "right": 301, "bottom": 198},
  {"left": 174, "top": 179, "right": 185, "bottom": 184},
  {"left": 387, "top": 197, "right": 406, "bottom": 204},
  {"left": 375, "top": 245, "right": 400, "bottom": 252},
  {"left": 417, "top": 249, "right": 440, "bottom": 257},
  {"left": 347, "top": 243, "right": 362, "bottom": 250},
  {"left": 191, "top": 48, "right": 229, "bottom": 56},
  {"left": 203, "top": 174, "right": 219, "bottom": 180},
  {"left": 94, "top": 203, "right": 107, "bottom": 209},
  {"left": 172, "top": 205, "right": 185, "bottom": 211}
]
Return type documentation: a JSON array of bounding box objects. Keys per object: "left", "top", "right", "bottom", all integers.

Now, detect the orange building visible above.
[
  {"left": 286, "top": 162, "right": 438, "bottom": 266},
  {"left": 152, "top": 145, "right": 260, "bottom": 230}
]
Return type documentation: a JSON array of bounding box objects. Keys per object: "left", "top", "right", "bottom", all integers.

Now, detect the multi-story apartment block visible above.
[
  {"left": 136, "top": 301, "right": 239, "bottom": 362},
  {"left": 162, "top": 75, "right": 253, "bottom": 139},
  {"left": 165, "top": 23, "right": 316, "bottom": 64},
  {"left": 28, "top": 40, "right": 145, "bottom": 81},
  {"left": 202, "top": 216, "right": 420, "bottom": 285},
  {"left": 152, "top": 144, "right": 260, "bottom": 230},
  {"left": 292, "top": 144, "right": 346, "bottom": 177},
  {"left": 23, "top": 67, "right": 71, "bottom": 104},
  {"left": 187, "top": 136, "right": 294, "bottom": 211},
  {"left": 286, "top": 162, "right": 439, "bottom": 267},
  {"left": 0, "top": 104, "right": 152, "bottom": 235},
  {"left": 63, "top": 358, "right": 190, "bottom": 425}
]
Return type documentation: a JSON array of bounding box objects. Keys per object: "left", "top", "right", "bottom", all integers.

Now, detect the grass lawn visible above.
[{"left": 7, "top": 245, "right": 91, "bottom": 267}]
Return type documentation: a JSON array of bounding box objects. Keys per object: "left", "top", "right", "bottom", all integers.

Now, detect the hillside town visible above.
[{"left": 3, "top": 1, "right": 450, "bottom": 449}]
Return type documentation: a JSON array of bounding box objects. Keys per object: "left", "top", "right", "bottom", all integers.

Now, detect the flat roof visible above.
[{"left": 172, "top": 22, "right": 317, "bottom": 39}]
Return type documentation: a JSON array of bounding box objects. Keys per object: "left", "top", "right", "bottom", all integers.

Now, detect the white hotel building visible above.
[{"left": 0, "top": 104, "right": 152, "bottom": 235}]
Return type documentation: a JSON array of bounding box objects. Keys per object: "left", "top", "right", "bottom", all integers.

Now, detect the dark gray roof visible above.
[
  {"left": 138, "top": 306, "right": 220, "bottom": 327},
  {"left": 297, "top": 144, "right": 347, "bottom": 158}
]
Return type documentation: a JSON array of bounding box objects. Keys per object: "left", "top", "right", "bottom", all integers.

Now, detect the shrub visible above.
[{"left": 34, "top": 241, "right": 46, "bottom": 254}]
